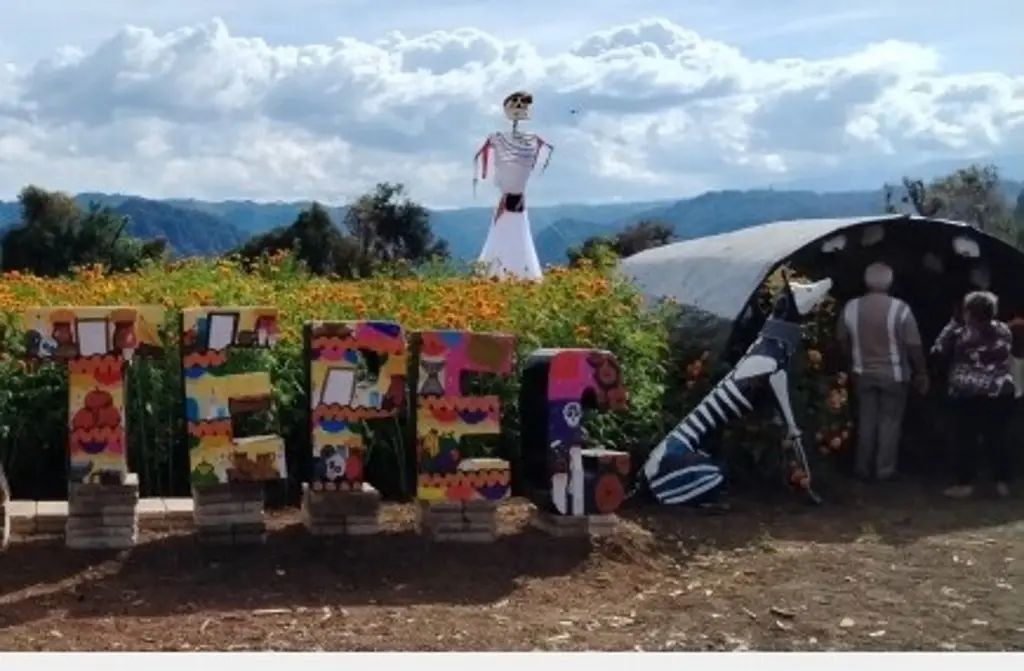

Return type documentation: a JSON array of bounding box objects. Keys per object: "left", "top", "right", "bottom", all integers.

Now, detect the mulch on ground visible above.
[{"left": 1, "top": 483, "right": 1022, "bottom": 651}]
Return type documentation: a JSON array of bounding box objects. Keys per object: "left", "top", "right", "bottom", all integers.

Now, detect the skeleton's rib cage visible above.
[{"left": 492, "top": 132, "right": 543, "bottom": 170}]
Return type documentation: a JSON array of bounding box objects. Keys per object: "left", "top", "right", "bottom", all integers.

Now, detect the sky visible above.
[{"left": 0, "top": 0, "right": 1020, "bottom": 206}]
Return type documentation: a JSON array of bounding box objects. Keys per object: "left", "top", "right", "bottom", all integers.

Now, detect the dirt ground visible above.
[{"left": 1, "top": 483, "right": 1022, "bottom": 651}]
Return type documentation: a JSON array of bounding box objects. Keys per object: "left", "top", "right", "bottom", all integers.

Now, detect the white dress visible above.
[{"left": 476, "top": 131, "right": 545, "bottom": 281}]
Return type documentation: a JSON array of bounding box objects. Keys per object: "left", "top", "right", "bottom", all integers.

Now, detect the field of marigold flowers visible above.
[{"left": 0, "top": 253, "right": 851, "bottom": 500}]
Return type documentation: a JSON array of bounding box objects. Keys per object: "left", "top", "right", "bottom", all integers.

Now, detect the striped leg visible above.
[{"left": 645, "top": 377, "right": 752, "bottom": 504}]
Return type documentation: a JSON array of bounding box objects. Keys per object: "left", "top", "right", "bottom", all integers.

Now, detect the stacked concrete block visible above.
[
  {"left": 416, "top": 499, "right": 499, "bottom": 543},
  {"left": 301, "top": 483, "right": 381, "bottom": 536},
  {"left": 192, "top": 483, "right": 266, "bottom": 546},
  {"left": 530, "top": 509, "right": 619, "bottom": 538},
  {"left": 34, "top": 501, "right": 70, "bottom": 535},
  {"left": 66, "top": 474, "right": 140, "bottom": 550}
]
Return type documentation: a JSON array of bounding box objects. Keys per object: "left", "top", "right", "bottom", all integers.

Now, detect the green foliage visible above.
[
  {"left": 567, "top": 219, "right": 675, "bottom": 267},
  {"left": 566, "top": 237, "right": 620, "bottom": 269},
  {"left": 234, "top": 202, "right": 361, "bottom": 276},
  {"left": 0, "top": 186, "right": 167, "bottom": 276},
  {"left": 234, "top": 183, "right": 449, "bottom": 278},
  {"left": 344, "top": 182, "right": 449, "bottom": 274},
  {"left": 890, "top": 164, "right": 1017, "bottom": 243}
]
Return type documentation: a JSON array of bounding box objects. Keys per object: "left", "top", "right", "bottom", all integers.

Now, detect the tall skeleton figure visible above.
[
  {"left": 642, "top": 274, "right": 834, "bottom": 505},
  {"left": 473, "top": 91, "right": 553, "bottom": 281}
]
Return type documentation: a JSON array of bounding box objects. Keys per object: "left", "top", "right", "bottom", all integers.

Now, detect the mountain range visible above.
[{"left": 2, "top": 177, "right": 1021, "bottom": 266}]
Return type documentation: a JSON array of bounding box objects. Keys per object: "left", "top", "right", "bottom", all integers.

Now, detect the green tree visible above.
[
  {"left": 234, "top": 202, "right": 359, "bottom": 276},
  {"left": 343, "top": 182, "right": 448, "bottom": 276},
  {"left": 889, "top": 164, "right": 1015, "bottom": 241},
  {"left": 567, "top": 236, "right": 620, "bottom": 268},
  {"left": 567, "top": 219, "right": 676, "bottom": 267},
  {"left": 1, "top": 185, "right": 165, "bottom": 276},
  {"left": 1014, "top": 188, "right": 1024, "bottom": 226}
]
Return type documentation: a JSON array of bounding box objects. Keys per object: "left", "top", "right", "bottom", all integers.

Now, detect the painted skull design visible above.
[
  {"left": 562, "top": 401, "right": 582, "bottom": 429},
  {"left": 503, "top": 90, "right": 533, "bottom": 122}
]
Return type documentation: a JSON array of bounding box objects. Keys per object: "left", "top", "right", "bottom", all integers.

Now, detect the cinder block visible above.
[
  {"left": 137, "top": 498, "right": 167, "bottom": 520},
  {"left": 69, "top": 484, "right": 140, "bottom": 504},
  {"left": 9, "top": 501, "right": 36, "bottom": 534},
  {"left": 65, "top": 515, "right": 136, "bottom": 532},
  {"left": 415, "top": 499, "right": 500, "bottom": 543},
  {"left": 194, "top": 501, "right": 246, "bottom": 517},
  {"left": 193, "top": 483, "right": 264, "bottom": 505},
  {"left": 529, "top": 509, "right": 619, "bottom": 537},
  {"left": 462, "top": 499, "right": 500, "bottom": 513},
  {"left": 36, "top": 500, "right": 69, "bottom": 519},
  {"left": 163, "top": 498, "right": 195, "bottom": 520},
  {"left": 67, "top": 535, "right": 137, "bottom": 550},
  {"left": 66, "top": 526, "right": 138, "bottom": 540}
]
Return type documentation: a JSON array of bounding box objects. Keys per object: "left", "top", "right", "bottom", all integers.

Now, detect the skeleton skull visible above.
[
  {"left": 562, "top": 402, "right": 582, "bottom": 428},
  {"left": 503, "top": 90, "right": 533, "bottom": 122}
]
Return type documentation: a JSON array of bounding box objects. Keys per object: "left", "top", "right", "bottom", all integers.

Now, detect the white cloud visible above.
[{"left": 0, "top": 16, "right": 1021, "bottom": 206}]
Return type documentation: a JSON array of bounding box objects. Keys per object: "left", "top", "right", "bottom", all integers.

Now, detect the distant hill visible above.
[
  {"left": 161, "top": 198, "right": 674, "bottom": 260},
  {"left": 0, "top": 179, "right": 1020, "bottom": 263},
  {"left": 535, "top": 179, "right": 1024, "bottom": 263},
  {"left": 0, "top": 193, "right": 248, "bottom": 257}
]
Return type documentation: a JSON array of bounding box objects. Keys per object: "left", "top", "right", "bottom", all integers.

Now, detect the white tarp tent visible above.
[{"left": 618, "top": 214, "right": 935, "bottom": 321}]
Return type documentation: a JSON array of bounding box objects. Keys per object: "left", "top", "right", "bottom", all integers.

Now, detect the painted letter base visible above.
[
  {"left": 192, "top": 483, "right": 267, "bottom": 546},
  {"left": 416, "top": 500, "right": 500, "bottom": 543},
  {"left": 301, "top": 482, "right": 382, "bottom": 536},
  {"left": 66, "top": 474, "right": 141, "bottom": 550},
  {"left": 529, "top": 509, "right": 620, "bottom": 538}
]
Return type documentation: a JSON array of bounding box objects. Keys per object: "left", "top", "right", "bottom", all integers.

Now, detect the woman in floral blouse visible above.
[{"left": 931, "top": 291, "right": 1015, "bottom": 499}]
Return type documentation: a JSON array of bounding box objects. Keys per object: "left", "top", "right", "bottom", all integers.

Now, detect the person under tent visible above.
[{"left": 836, "top": 262, "right": 930, "bottom": 482}]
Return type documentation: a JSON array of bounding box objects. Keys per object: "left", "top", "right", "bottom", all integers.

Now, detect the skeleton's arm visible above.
[
  {"left": 472, "top": 137, "right": 491, "bottom": 197},
  {"left": 536, "top": 136, "right": 555, "bottom": 174}
]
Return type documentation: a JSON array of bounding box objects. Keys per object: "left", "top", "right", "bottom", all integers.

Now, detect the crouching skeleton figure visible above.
[{"left": 641, "top": 272, "right": 834, "bottom": 506}]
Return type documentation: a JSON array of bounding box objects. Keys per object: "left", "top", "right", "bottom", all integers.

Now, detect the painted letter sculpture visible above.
[
  {"left": 642, "top": 274, "right": 834, "bottom": 505},
  {"left": 473, "top": 90, "right": 551, "bottom": 281},
  {"left": 520, "top": 349, "right": 630, "bottom": 516}
]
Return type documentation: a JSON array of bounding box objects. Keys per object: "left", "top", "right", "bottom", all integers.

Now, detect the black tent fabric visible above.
[{"left": 621, "top": 214, "right": 1024, "bottom": 476}]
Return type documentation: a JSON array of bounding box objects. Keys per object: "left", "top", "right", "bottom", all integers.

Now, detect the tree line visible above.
[
  {"left": 2, "top": 164, "right": 1023, "bottom": 278},
  {"left": 567, "top": 164, "right": 1024, "bottom": 267},
  {"left": 0, "top": 182, "right": 448, "bottom": 278}
]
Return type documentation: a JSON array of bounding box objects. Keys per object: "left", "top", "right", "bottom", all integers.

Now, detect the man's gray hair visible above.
[
  {"left": 964, "top": 290, "right": 998, "bottom": 322},
  {"left": 864, "top": 262, "right": 893, "bottom": 292}
]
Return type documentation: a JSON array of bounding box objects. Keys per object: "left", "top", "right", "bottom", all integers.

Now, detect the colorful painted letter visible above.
[
  {"left": 22, "top": 306, "right": 165, "bottom": 484},
  {"left": 181, "top": 307, "right": 285, "bottom": 486},
  {"left": 415, "top": 330, "right": 515, "bottom": 502},
  {"left": 305, "top": 320, "right": 407, "bottom": 491},
  {"left": 519, "top": 349, "right": 630, "bottom": 516}
]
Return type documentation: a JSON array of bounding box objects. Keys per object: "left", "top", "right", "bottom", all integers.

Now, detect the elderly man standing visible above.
[{"left": 837, "top": 262, "right": 929, "bottom": 481}]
